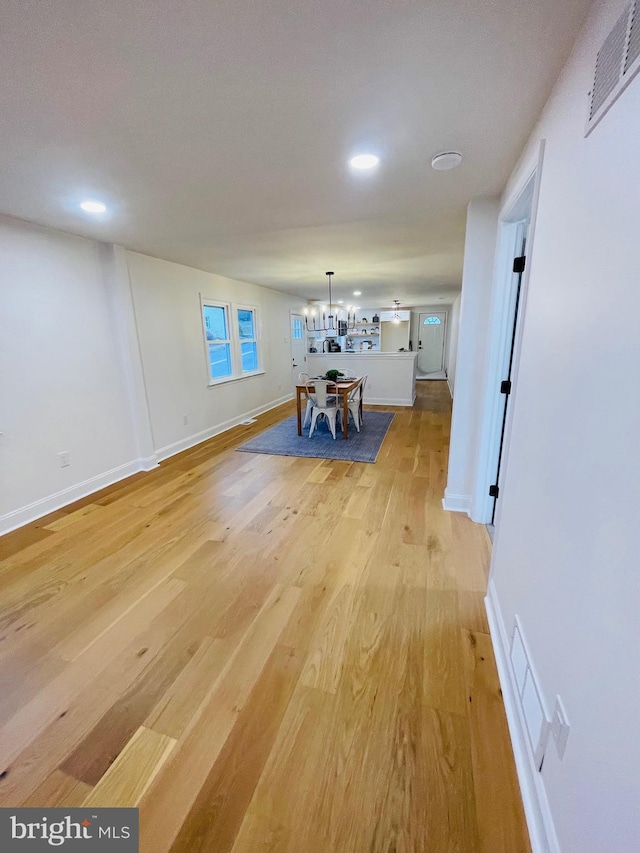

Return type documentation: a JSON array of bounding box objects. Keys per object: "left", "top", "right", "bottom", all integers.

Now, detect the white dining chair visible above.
[
  {"left": 299, "top": 372, "right": 314, "bottom": 427},
  {"left": 307, "top": 380, "right": 339, "bottom": 439},
  {"left": 340, "top": 375, "right": 367, "bottom": 432}
]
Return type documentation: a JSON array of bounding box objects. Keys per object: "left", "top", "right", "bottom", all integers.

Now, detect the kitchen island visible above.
[{"left": 306, "top": 352, "right": 417, "bottom": 406}]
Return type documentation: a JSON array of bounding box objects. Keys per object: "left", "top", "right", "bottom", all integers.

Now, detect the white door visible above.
[
  {"left": 417, "top": 312, "right": 446, "bottom": 374},
  {"left": 290, "top": 314, "right": 307, "bottom": 386}
]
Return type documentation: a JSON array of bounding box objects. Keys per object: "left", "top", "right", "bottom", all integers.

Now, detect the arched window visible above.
[{"left": 423, "top": 316, "right": 442, "bottom": 325}]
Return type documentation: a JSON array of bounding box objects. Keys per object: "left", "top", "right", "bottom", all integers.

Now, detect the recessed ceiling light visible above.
[
  {"left": 349, "top": 154, "right": 379, "bottom": 170},
  {"left": 353, "top": 291, "right": 362, "bottom": 296},
  {"left": 80, "top": 200, "right": 107, "bottom": 213},
  {"left": 337, "top": 300, "right": 344, "bottom": 304},
  {"left": 431, "top": 151, "right": 463, "bottom": 171}
]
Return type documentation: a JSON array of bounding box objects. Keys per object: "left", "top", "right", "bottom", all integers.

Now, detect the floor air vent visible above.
[
  {"left": 509, "top": 618, "right": 551, "bottom": 770},
  {"left": 586, "top": 2, "right": 640, "bottom": 135}
]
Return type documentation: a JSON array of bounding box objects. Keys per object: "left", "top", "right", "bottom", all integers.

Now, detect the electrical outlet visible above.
[
  {"left": 59, "top": 451, "right": 71, "bottom": 468},
  {"left": 551, "top": 695, "right": 570, "bottom": 759},
  {"left": 183, "top": 414, "right": 189, "bottom": 426}
]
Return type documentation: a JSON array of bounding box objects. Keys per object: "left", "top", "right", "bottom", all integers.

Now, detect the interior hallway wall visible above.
[
  {"left": 490, "top": 0, "right": 640, "bottom": 849},
  {"left": 0, "top": 216, "right": 141, "bottom": 532},
  {"left": 126, "top": 251, "right": 306, "bottom": 458},
  {"left": 445, "top": 294, "right": 461, "bottom": 394}
]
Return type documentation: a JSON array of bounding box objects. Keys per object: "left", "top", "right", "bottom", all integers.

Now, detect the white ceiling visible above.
[{"left": 0, "top": 0, "right": 591, "bottom": 306}]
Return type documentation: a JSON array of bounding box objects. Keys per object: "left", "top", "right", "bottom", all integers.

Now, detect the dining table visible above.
[{"left": 295, "top": 377, "right": 362, "bottom": 440}]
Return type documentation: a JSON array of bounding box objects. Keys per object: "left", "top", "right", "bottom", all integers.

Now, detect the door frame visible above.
[
  {"left": 417, "top": 311, "right": 447, "bottom": 374},
  {"left": 471, "top": 140, "right": 545, "bottom": 525},
  {"left": 289, "top": 311, "right": 307, "bottom": 380}
]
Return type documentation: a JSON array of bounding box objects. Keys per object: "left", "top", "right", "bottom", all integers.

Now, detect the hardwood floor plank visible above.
[
  {"left": 0, "top": 578, "right": 185, "bottom": 770},
  {"left": 0, "top": 385, "right": 530, "bottom": 853},
  {"left": 138, "top": 584, "right": 301, "bottom": 853},
  {"left": 169, "top": 642, "right": 305, "bottom": 853},
  {"left": 82, "top": 726, "right": 176, "bottom": 807},
  {"left": 144, "top": 636, "right": 229, "bottom": 739},
  {"left": 22, "top": 770, "right": 93, "bottom": 808},
  {"left": 466, "top": 630, "right": 531, "bottom": 853},
  {"left": 423, "top": 590, "right": 469, "bottom": 717}
]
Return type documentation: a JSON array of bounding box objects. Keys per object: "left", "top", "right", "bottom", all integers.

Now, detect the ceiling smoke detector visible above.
[{"left": 431, "top": 151, "right": 463, "bottom": 171}]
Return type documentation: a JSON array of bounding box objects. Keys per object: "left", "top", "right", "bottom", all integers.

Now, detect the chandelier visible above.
[{"left": 305, "top": 271, "right": 338, "bottom": 332}]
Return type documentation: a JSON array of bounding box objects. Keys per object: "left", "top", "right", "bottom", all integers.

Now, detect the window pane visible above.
[
  {"left": 203, "top": 305, "right": 228, "bottom": 340},
  {"left": 209, "top": 343, "right": 232, "bottom": 379},
  {"left": 423, "top": 316, "right": 442, "bottom": 325},
  {"left": 237, "top": 309, "right": 255, "bottom": 339},
  {"left": 241, "top": 341, "right": 258, "bottom": 372},
  {"left": 293, "top": 318, "right": 303, "bottom": 339}
]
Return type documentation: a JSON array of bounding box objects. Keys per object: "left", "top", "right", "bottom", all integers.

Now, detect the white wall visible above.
[
  {"left": 126, "top": 251, "right": 305, "bottom": 458},
  {"left": 0, "top": 217, "right": 141, "bottom": 531},
  {"left": 489, "top": 0, "right": 640, "bottom": 850},
  {"left": 445, "top": 295, "right": 461, "bottom": 394},
  {"left": 443, "top": 197, "right": 499, "bottom": 512}
]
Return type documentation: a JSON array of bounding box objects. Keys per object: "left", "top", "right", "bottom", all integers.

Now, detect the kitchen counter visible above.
[{"left": 306, "top": 352, "right": 417, "bottom": 406}]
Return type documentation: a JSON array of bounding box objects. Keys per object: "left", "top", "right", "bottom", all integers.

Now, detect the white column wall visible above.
[{"left": 443, "top": 197, "right": 499, "bottom": 513}]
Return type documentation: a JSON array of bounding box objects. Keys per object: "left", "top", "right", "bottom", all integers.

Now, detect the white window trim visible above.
[
  {"left": 200, "top": 296, "right": 264, "bottom": 386},
  {"left": 234, "top": 303, "right": 262, "bottom": 377}
]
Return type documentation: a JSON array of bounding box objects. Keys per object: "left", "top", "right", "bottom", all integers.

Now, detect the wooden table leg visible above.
[
  {"left": 342, "top": 389, "right": 349, "bottom": 439},
  {"left": 296, "top": 388, "right": 303, "bottom": 436}
]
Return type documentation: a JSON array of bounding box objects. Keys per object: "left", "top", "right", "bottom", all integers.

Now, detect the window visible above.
[
  {"left": 203, "top": 303, "right": 232, "bottom": 380},
  {"left": 292, "top": 318, "right": 303, "bottom": 339},
  {"left": 423, "top": 316, "right": 442, "bottom": 325},
  {"left": 201, "top": 299, "right": 261, "bottom": 385},
  {"left": 237, "top": 307, "right": 259, "bottom": 373}
]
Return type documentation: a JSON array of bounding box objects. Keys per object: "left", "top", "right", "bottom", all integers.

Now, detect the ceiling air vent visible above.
[
  {"left": 625, "top": 0, "right": 640, "bottom": 70},
  {"left": 586, "top": 1, "right": 640, "bottom": 135}
]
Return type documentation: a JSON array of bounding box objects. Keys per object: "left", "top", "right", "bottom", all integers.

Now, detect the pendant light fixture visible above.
[
  {"left": 305, "top": 271, "right": 338, "bottom": 332},
  {"left": 391, "top": 300, "right": 401, "bottom": 324}
]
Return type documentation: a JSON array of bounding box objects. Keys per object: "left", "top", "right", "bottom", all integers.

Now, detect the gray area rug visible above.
[{"left": 236, "top": 412, "right": 395, "bottom": 463}]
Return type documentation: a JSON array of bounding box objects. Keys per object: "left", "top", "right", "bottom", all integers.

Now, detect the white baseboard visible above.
[
  {"left": 447, "top": 378, "right": 453, "bottom": 397},
  {"left": 1, "top": 394, "right": 294, "bottom": 538},
  {"left": 155, "top": 393, "right": 294, "bottom": 462},
  {"left": 139, "top": 454, "right": 160, "bottom": 472},
  {"left": 442, "top": 489, "right": 471, "bottom": 514},
  {"left": 485, "top": 580, "right": 561, "bottom": 853},
  {"left": 0, "top": 458, "right": 157, "bottom": 536}
]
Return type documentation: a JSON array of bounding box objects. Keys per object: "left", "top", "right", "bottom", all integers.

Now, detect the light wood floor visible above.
[{"left": 0, "top": 382, "right": 530, "bottom": 853}]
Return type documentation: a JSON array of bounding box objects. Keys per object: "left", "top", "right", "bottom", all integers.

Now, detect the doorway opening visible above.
[
  {"left": 473, "top": 146, "right": 543, "bottom": 528},
  {"left": 290, "top": 313, "right": 307, "bottom": 388},
  {"left": 416, "top": 311, "right": 447, "bottom": 379}
]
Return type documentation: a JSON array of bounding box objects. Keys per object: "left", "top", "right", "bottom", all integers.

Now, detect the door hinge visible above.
[
  {"left": 500, "top": 380, "right": 512, "bottom": 395},
  {"left": 489, "top": 484, "right": 499, "bottom": 498},
  {"left": 513, "top": 255, "right": 526, "bottom": 274}
]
